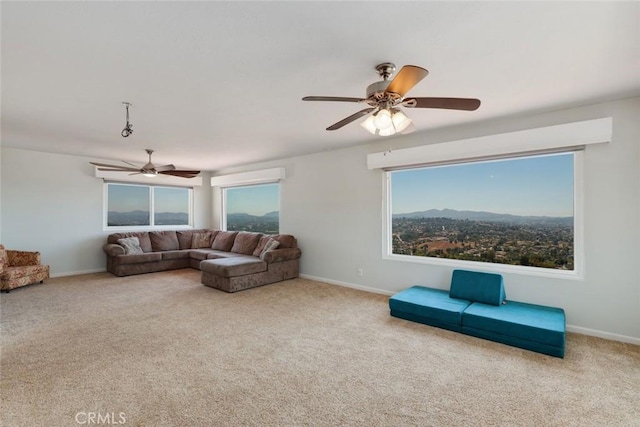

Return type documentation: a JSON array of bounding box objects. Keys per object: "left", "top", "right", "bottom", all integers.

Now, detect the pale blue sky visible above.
[
  {"left": 391, "top": 153, "right": 574, "bottom": 217},
  {"left": 108, "top": 184, "right": 188, "bottom": 213},
  {"left": 108, "top": 184, "right": 148, "bottom": 212},
  {"left": 155, "top": 187, "right": 189, "bottom": 213},
  {"left": 226, "top": 183, "right": 279, "bottom": 216}
]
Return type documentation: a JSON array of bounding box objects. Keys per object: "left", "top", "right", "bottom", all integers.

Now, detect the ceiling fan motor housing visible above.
[{"left": 366, "top": 80, "right": 390, "bottom": 99}]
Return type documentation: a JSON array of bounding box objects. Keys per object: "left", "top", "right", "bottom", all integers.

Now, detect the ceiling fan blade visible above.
[
  {"left": 97, "top": 167, "right": 142, "bottom": 172},
  {"left": 302, "top": 96, "right": 365, "bottom": 103},
  {"left": 326, "top": 108, "right": 375, "bottom": 131},
  {"left": 90, "top": 161, "right": 132, "bottom": 169},
  {"left": 122, "top": 160, "right": 141, "bottom": 168},
  {"left": 155, "top": 164, "right": 176, "bottom": 172},
  {"left": 403, "top": 97, "right": 481, "bottom": 111},
  {"left": 160, "top": 170, "right": 200, "bottom": 178},
  {"left": 385, "top": 65, "right": 429, "bottom": 97},
  {"left": 400, "top": 122, "right": 416, "bottom": 135}
]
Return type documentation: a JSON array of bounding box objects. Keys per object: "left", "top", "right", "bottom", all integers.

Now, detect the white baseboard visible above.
[
  {"left": 50, "top": 268, "right": 107, "bottom": 278},
  {"left": 300, "top": 274, "right": 394, "bottom": 296},
  {"left": 300, "top": 274, "right": 640, "bottom": 346},
  {"left": 565, "top": 325, "right": 640, "bottom": 345}
]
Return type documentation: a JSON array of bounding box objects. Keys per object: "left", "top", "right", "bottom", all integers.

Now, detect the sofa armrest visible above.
[
  {"left": 7, "top": 250, "right": 41, "bottom": 267},
  {"left": 262, "top": 248, "right": 301, "bottom": 263},
  {"left": 103, "top": 243, "right": 125, "bottom": 257}
]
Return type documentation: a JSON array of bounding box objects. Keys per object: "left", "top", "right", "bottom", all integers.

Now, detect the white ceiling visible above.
[{"left": 2, "top": 1, "right": 639, "bottom": 172}]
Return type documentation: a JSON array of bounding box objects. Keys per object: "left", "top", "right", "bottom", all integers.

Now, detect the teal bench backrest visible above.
[{"left": 449, "top": 269, "right": 506, "bottom": 306}]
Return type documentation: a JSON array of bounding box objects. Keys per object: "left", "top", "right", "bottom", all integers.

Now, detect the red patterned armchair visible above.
[{"left": 0, "top": 245, "right": 50, "bottom": 293}]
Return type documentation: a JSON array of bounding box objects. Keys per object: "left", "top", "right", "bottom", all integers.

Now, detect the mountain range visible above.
[
  {"left": 393, "top": 208, "right": 572, "bottom": 225},
  {"left": 227, "top": 211, "right": 279, "bottom": 221},
  {"left": 108, "top": 210, "right": 188, "bottom": 225}
]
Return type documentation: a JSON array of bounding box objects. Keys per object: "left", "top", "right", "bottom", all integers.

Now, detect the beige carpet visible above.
[{"left": 1, "top": 270, "right": 639, "bottom": 427}]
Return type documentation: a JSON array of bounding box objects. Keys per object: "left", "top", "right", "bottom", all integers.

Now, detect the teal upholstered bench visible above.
[
  {"left": 389, "top": 269, "right": 566, "bottom": 358},
  {"left": 389, "top": 286, "right": 470, "bottom": 332},
  {"left": 462, "top": 300, "right": 566, "bottom": 357}
]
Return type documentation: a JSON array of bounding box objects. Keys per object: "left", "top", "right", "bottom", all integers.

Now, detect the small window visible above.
[
  {"left": 105, "top": 183, "right": 192, "bottom": 229},
  {"left": 223, "top": 183, "right": 279, "bottom": 234},
  {"left": 387, "top": 152, "right": 576, "bottom": 272},
  {"left": 154, "top": 187, "right": 190, "bottom": 226}
]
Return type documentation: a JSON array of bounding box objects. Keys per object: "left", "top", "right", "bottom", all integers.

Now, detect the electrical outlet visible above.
[{"left": 357, "top": 268, "right": 364, "bottom": 277}]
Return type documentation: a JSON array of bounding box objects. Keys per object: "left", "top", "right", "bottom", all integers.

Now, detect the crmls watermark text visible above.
[{"left": 75, "top": 412, "right": 126, "bottom": 425}]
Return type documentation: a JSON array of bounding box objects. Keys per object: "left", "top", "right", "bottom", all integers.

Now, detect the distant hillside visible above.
[
  {"left": 227, "top": 212, "right": 279, "bottom": 222},
  {"left": 108, "top": 210, "right": 188, "bottom": 226},
  {"left": 227, "top": 211, "right": 279, "bottom": 234},
  {"left": 393, "top": 208, "right": 572, "bottom": 225}
]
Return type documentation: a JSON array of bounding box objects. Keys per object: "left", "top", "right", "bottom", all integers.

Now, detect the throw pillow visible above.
[
  {"left": 117, "top": 237, "right": 143, "bottom": 255},
  {"left": 191, "top": 232, "right": 212, "bottom": 249},
  {"left": 252, "top": 235, "right": 273, "bottom": 257},
  {"left": 259, "top": 238, "right": 280, "bottom": 260}
]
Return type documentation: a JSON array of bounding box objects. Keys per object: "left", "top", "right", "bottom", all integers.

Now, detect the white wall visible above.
[
  {"left": 0, "top": 148, "right": 211, "bottom": 276},
  {"left": 0, "top": 145, "right": 3, "bottom": 242},
  {"left": 213, "top": 96, "right": 640, "bottom": 342}
]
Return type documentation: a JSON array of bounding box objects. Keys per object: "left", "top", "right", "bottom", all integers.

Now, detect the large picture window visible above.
[
  {"left": 223, "top": 183, "right": 279, "bottom": 234},
  {"left": 106, "top": 183, "right": 192, "bottom": 228},
  {"left": 387, "top": 152, "right": 576, "bottom": 272}
]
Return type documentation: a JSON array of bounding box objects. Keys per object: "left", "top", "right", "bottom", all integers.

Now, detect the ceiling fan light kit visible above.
[
  {"left": 361, "top": 108, "right": 412, "bottom": 136},
  {"left": 303, "top": 62, "right": 481, "bottom": 136}
]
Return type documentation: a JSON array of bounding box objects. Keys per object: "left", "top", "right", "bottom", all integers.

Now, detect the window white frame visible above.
[
  {"left": 372, "top": 118, "right": 612, "bottom": 280},
  {"left": 382, "top": 150, "right": 584, "bottom": 279},
  {"left": 221, "top": 182, "right": 280, "bottom": 233},
  {"left": 211, "top": 167, "right": 286, "bottom": 231},
  {"left": 103, "top": 182, "right": 194, "bottom": 231}
]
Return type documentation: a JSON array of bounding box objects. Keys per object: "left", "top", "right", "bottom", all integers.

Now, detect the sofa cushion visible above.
[
  {"left": 149, "top": 231, "right": 179, "bottom": 252},
  {"left": 389, "top": 286, "right": 471, "bottom": 331},
  {"left": 116, "top": 253, "right": 162, "bottom": 265},
  {"left": 108, "top": 232, "right": 152, "bottom": 253},
  {"left": 462, "top": 300, "right": 566, "bottom": 349},
  {"left": 231, "top": 232, "right": 262, "bottom": 255},
  {"left": 211, "top": 231, "right": 238, "bottom": 251},
  {"left": 272, "top": 234, "right": 296, "bottom": 249},
  {"left": 117, "top": 237, "right": 143, "bottom": 255},
  {"left": 176, "top": 229, "right": 218, "bottom": 250},
  {"left": 206, "top": 251, "right": 246, "bottom": 259},
  {"left": 191, "top": 232, "right": 213, "bottom": 249},
  {"left": 200, "top": 257, "right": 267, "bottom": 278},
  {"left": 161, "top": 250, "right": 191, "bottom": 260},
  {"left": 1, "top": 264, "right": 50, "bottom": 280},
  {"left": 189, "top": 249, "right": 216, "bottom": 261},
  {"left": 449, "top": 269, "right": 506, "bottom": 306}
]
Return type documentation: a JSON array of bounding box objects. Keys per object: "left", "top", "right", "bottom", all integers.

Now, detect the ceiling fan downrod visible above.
[
  {"left": 375, "top": 62, "right": 396, "bottom": 80},
  {"left": 121, "top": 102, "right": 133, "bottom": 138}
]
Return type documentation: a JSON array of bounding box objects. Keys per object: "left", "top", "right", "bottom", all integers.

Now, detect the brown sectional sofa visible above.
[{"left": 103, "top": 229, "right": 301, "bottom": 292}]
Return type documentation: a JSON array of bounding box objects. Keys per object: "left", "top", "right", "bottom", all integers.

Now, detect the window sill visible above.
[
  {"left": 382, "top": 253, "right": 583, "bottom": 281},
  {"left": 104, "top": 225, "right": 194, "bottom": 233}
]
